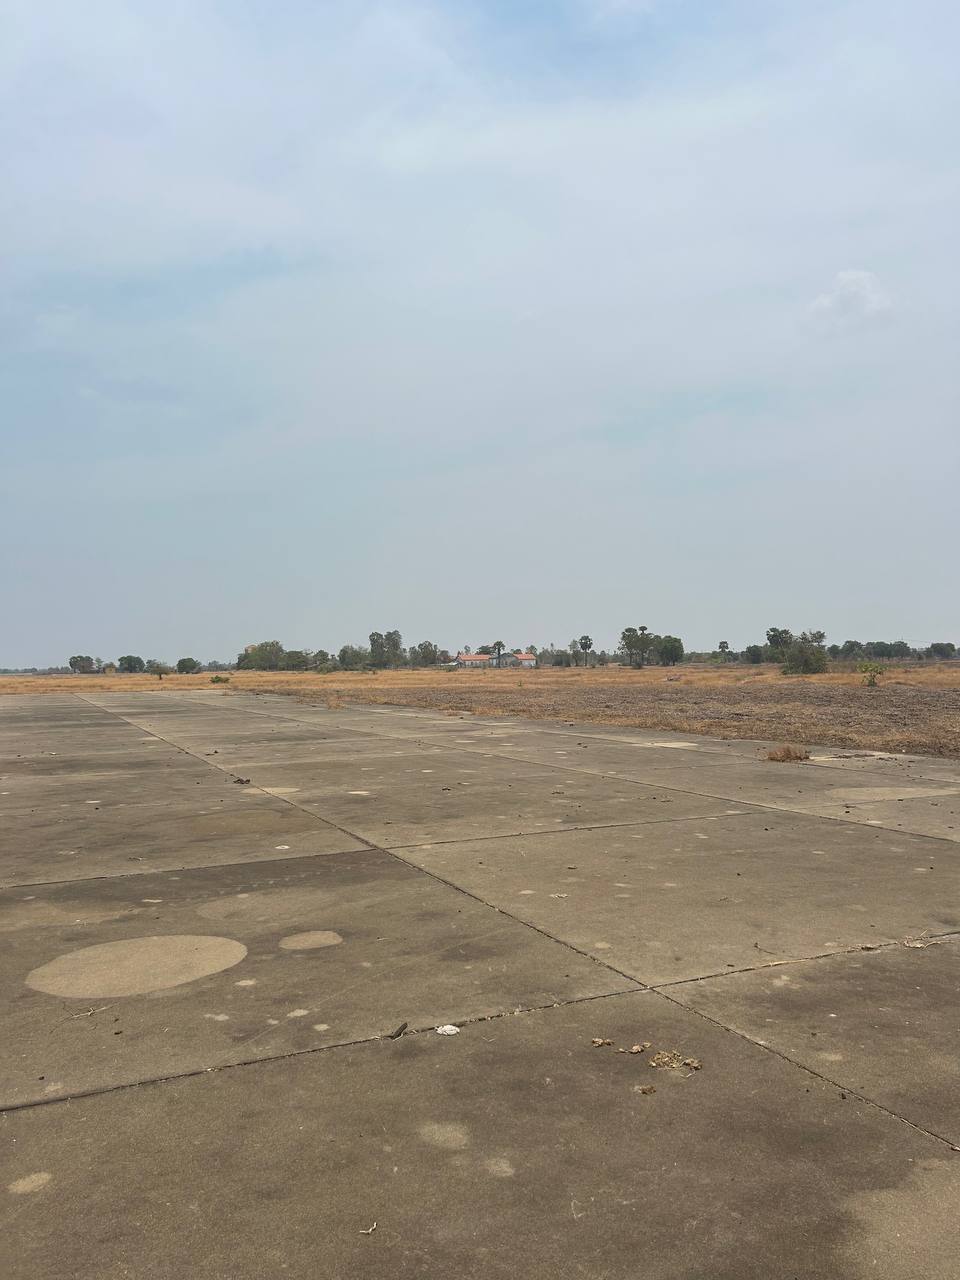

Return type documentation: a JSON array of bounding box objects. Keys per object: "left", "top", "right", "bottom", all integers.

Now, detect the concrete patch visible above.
[
  {"left": 278, "top": 930, "right": 343, "bottom": 949},
  {"left": 25, "top": 935, "right": 248, "bottom": 998}
]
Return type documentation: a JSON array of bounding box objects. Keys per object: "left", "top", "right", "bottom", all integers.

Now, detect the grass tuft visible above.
[{"left": 766, "top": 745, "right": 811, "bottom": 763}]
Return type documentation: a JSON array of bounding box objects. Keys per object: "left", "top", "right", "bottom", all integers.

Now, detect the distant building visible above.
[
  {"left": 499, "top": 652, "right": 537, "bottom": 668},
  {"left": 456, "top": 652, "right": 492, "bottom": 668},
  {"left": 456, "top": 651, "right": 537, "bottom": 669}
]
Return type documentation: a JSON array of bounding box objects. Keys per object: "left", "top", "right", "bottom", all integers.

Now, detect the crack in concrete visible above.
[
  {"left": 0, "top": 987, "right": 635, "bottom": 1116},
  {"left": 651, "top": 928, "right": 960, "bottom": 988}
]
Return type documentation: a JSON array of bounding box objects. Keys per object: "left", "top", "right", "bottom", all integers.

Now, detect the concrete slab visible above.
[
  {"left": 260, "top": 753, "right": 742, "bottom": 845},
  {"left": 0, "top": 795, "right": 362, "bottom": 887},
  {"left": 4, "top": 993, "right": 959, "bottom": 1280},
  {"left": 672, "top": 938, "right": 960, "bottom": 1143},
  {"left": 0, "top": 766, "right": 259, "bottom": 814},
  {"left": 808, "top": 793, "right": 960, "bottom": 841},
  {"left": 0, "top": 745, "right": 202, "bottom": 776},
  {"left": 805, "top": 750, "right": 960, "bottom": 786},
  {"left": 0, "top": 849, "right": 633, "bottom": 1106},
  {"left": 209, "top": 740, "right": 450, "bottom": 774},
  {"left": 516, "top": 756, "right": 960, "bottom": 840},
  {"left": 393, "top": 812, "right": 960, "bottom": 982}
]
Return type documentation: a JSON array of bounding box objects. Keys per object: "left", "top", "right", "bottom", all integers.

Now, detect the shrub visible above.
[
  {"left": 857, "top": 661, "right": 883, "bottom": 687},
  {"left": 210, "top": 674, "right": 230, "bottom": 684}
]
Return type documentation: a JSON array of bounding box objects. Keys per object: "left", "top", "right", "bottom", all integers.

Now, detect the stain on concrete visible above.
[
  {"left": 196, "top": 887, "right": 330, "bottom": 924},
  {"left": 7, "top": 1172, "right": 52, "bottom": 1194},
  {"left": 278, "top": 930, "right": 344, "bottom": 950},
  {"left": 25, "top": 935, "right": 247, "bottom": 998},
  {"left": 0, "top": 901, "right": 143, "bottom": 933},
  {"left": 419, "top": 1121, "right": 470, "bottom": 1150}
]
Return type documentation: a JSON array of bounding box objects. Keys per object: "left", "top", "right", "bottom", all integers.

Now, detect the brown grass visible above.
[
  {"left": 766, "top": 745, "right": 812, "bottom": 763},
  {"left": 3, "top": 663, "right": 960, "bottom": 757}
]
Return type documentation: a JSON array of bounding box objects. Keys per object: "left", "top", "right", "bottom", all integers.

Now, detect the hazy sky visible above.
[{"left": 3, "top": 0, "right": 958, "bottom": 666}]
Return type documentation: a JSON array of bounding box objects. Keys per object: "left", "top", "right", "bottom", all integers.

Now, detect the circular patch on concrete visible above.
[
  {"left": 26, "top": 935, "right": 248, "bottom": 998},
  {"left": 278, "top": 930, "right": 343, "bottom": 950}
]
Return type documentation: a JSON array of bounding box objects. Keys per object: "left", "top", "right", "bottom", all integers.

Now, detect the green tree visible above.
[
  {"left": 743, "top": 644, "right": 764, "bottom": 664},
  {"left": 338, "top": 644, "right": 368, "bottom": 670},
  {"left": 176, "top": 657, "right": 202, "bottom": 674},
  {"left": 368, "top": 632, "right": 387, "bottom": 667},
  {"left": 636, "top": 625, "right": 652, "bottom": 668},
  {"left": 579, "top": 635, "right": 593, "bottom": 667},
  {"left": 619, "top": 627, "right": 640, "bottom": 667},
  {"left": 68, "top": 655, "right": 95, "bottom": 673},
  {"left": 413, "top": 641, "right": 439, "bottom": 666},
  {"left": 282, "top": 650, "right": 310, "bottom": 670},
  {"left": 659, "top": 635, "right": 684, "bottom": 666},
  {"left": 384, "top": 630, "right": 405, "bottom": 667},
  {"left": 766, "top": 627, "right": 793, "bottom": 656},
  {"left": 928, "top": 642, "right": 957, "bottom": 659},
  {"left": 718, "top": 640, "right": 730, "bottom": 660},
  {"left": 782, "top": 632, "right": 828, "bottom": 675},
  {"left": 237, "top": 641, "right": 285, "bottom": 670},
  {"left": 118, "top": 654, "right": 145, "bottom": 673},
  {"left": 492, "top": 640, "right": 506, "bottom": 668}
]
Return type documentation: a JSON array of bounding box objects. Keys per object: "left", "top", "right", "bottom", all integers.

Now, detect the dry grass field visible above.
[{"left": 4, "top": 664, "right": 959, "bottom": 757}]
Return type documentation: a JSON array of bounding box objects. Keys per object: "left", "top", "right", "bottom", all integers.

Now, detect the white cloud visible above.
[{"left": 809, "top": 270, "right": 894, "bottom": 324}]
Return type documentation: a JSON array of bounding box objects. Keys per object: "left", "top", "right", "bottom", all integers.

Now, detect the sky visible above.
[{"left": 2, "top": 0, "right": 958, "bottom": 666}]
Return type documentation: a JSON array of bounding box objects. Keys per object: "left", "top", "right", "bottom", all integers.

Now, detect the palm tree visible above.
[
  {"left": 492, "top": 640, "right": 505, "bottom": 668},
  {"left": 579, "top": 635, "right": 593, "bottom": 668}
]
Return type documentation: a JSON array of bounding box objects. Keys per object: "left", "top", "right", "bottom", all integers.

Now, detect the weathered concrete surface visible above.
[
  {"left": 671, "top": 937, "right": 960, "bottom": 1143},
  {"left": 394, "top": 812, "right": 959, "bottom": 982},
  {"left": 2, "top": 691, "right": 958, "bottom": 1279},
  {"left": 0, "top": 849, "right": 632, "bottom": 1106},
  {"left": 5, "top": 995, "right": 959, "bottom": 1280}
]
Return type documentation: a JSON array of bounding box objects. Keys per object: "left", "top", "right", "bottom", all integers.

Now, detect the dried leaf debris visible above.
[{"left": 590, "top": 1038, "right": 702, "bottom": 1076}]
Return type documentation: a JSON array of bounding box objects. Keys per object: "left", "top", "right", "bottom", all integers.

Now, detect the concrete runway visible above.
[{"left": 2, "top": 690, "right": 958, "bottom": 1278}]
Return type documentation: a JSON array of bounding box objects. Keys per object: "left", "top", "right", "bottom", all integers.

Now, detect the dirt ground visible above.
[{"left": 4, "top": 664, "right": 959, "bottom": 756}]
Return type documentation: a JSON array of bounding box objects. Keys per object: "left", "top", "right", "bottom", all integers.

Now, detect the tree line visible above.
[
  {"left": 41, "top": 628, "right": 956, "bottom": 678},
  {"left": 688, "top": 629, "right": 956, "bottom": 674},
  {"left": 63, "top": 655, "right": 222, "bottom": 675}
]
